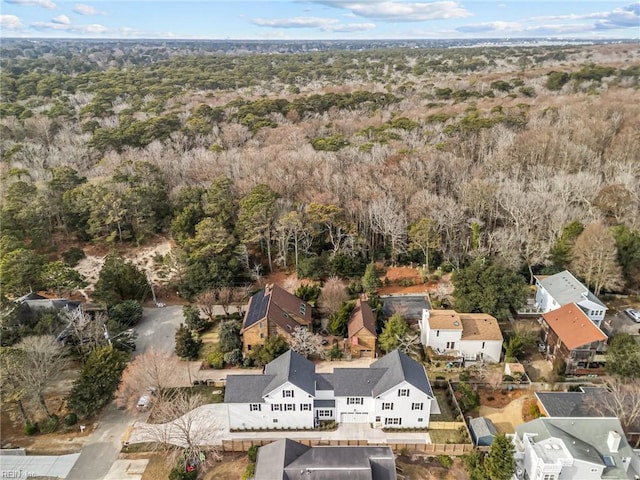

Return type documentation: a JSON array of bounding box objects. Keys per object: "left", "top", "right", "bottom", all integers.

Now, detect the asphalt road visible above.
[
  {"left": 608, "top": 307, "right": 640, "bottom": 335},
  {"left": 66, "top": 305, "right": 185, "bottom": 480}
]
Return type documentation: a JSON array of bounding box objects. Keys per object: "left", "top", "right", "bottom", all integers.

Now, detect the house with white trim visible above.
[
  {"left": 224, "top": 349, "right": 439, "bottom": 430},
  {"left": 534, "top": 270, "right": 607, "bottom": 328},
  {"left": 513, "top": 417, "right": 639, "bottom": 480},
  {"left": 419, "top": 309, "right": 503, "bottom": 364}
]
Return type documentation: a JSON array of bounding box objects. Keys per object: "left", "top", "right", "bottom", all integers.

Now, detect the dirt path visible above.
[{"left": 478, "top": 394, "right": 532, "bottom": 434}]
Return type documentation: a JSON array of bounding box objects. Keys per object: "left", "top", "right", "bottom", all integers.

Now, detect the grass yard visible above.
[
  {"left": 430, "top": 388, "right": 461, "bottom": 422},
  {"left": 429, "top": 429, "right": 469, "bottom": 444}
]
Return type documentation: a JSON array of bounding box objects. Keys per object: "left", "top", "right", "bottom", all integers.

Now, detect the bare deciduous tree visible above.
[
  {"left": 116, "top": 347, "right": 181, "bottom": 413},
  {"left": 14, "top": 335, "right": 69, "bottom": 417},
  {"left": 134, "top": 392, "right": 222, "bottom": 471},
  {"left": 585, "top": 379, "right": 640, "bottom": 446},
  {"left": 571, "top": 221, "right": 624, "bottom": 295},
  {"left": 318, "top": 276, "right": 348, "bottom": 320}
]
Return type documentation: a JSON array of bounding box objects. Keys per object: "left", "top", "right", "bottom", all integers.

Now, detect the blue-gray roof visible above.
[
  {"left": 370, "top": 350, "right": 434, "bottom": 398},
  {"left": 224, "top": 375, "right": 274, "bottom": 403},
  {"left": 331, "top": 368, "right": 386, "bottom": 396},
  {"left": 313, "top": 399, "right": 335, "bottom": 408},
  {"left": 315, "top": 373, "right": 334, "bottom": 391},
  {"left": 469, "top": 417, "right": 498, "bottom": 446},
  {"left": 255, "top": 439, "right": 397, "bottom": 480},
  {"left": 264, "top": 350, "right": 316, "bottom": 397},
  {"left": 243, "top": 288, "right": 270, "bottom": 330}
]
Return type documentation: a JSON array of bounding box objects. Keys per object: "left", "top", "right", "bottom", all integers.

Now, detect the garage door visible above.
[{"left": 340, "top": 412, "right": 369, "bottom": 423}]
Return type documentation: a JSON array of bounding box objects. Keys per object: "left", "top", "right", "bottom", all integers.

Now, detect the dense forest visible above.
[{"left": 1, "top": 39, "right": 640, "bottom": 309}]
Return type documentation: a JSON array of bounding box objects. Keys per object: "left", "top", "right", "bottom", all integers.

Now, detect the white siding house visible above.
[
  {"left": 225, "top": 350, "right": 439, "bottom": 430},
  {"left": 420, "top": 310, "right": 503, "bottom": 363},
  {"left": 534, "top": 271, "right": 607, "bottom": 328},
  {"left": 513, "top": 418, "right": 638, "bottom": 480}
]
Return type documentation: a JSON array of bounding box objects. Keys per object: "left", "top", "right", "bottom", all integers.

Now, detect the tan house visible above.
[
  {"left": 240, "top": 283, "right": 312, "bottom": 354},
  {"left": 347, "top": 299, "right": 378, "bottom": 358}
]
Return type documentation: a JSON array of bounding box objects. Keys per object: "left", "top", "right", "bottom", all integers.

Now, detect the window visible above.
[
  {"left": 436, "top": 330, "right": 440, "bottom": 337},
  {"left": 317, "top": 410, "right": 332, "bottom": 417},
  {"left": 398, "top": 389, "right": 410, "bottom": 397},
  {"left": 271, "top": 404, "right": 282, "bottom": 411},
  {"left": 285, "top": 404, "right": 295, "bottom": 411},
  {"left": 417, "top": 418, "right": 424, "bottom": 422},
  {"left": 482, "top": 341, "right": 485, "bottom": 349},
  {"left": 375, "top": 416, "right": 381, "bottom": 422},
  {"left": 301, "top": 404, "right": 312, "bottom": 411},
  {"left": 412, "top": 403, "right": 423, "bottom": 410},
  {"left": 446, "top": 341, "right": 455, "bottom": 349},
  {"left": 347, "top": 397, "right": 363, "bottom": 405},
  {"left": 247, "top": 345, "right": 252, "bottom": 351},
  {"left": 385, "top": 418, "right": 402, "bottom": 425},
  {"left": 382, "top": 402, "right": 394, "bottom": 410},
  {"left": 273, "top": 418, "right": 278, "bottom": 423},
  {"left": 250, "top": 404, "right": 261, "bottom": 412},
  {"left": 260, "top": 333, "right": 264, "bottom": 339},
  {"left": 542, "top": 475, "right": 555, "bottom": 480},
  {"left": 283, "top": 390, "right": 294, "bottom": 398},
  {"left": 260, "top": 321, "right": 265, "bottom": 329}
]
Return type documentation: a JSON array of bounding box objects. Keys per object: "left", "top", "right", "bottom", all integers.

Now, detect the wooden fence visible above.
[
  {"left": 428, "top": 421, "right": 466, "bottom": 430},
  {"left": 221, "top": 439, "right": 473, "bottom": 455}
]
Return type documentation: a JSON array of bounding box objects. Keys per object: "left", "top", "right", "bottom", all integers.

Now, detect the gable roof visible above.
[
  {"left": 331, "top": 368, "right": 386, "bottom": 396},
  {"left": 536, "top": 270, "right": 606, "bottom": 308},
  {"left": 225, "top": 350, "right": 316, "bottom": 403},
  {"left": 425, "top": 310, "right": 463, "bottom": 330},
  {"left": 348, "top": 299, "right": 377, "bottom": 338},
  {"left": 255, "top": 439, "right": 397, "bottom": 480},
  {"left": 516, "top": 417, "right": 633, "bottom": 479},
  {"left": 241, "top": 284, "right": 312, "bottom": 334},
  {"left": 541, "top": 303, "right": 607, "bottom": 350},
  {"left": 255, "top": 438, "right": 311, "bottom": 480},
  {"left": 370, "top": 350, "right": 434, "bottom": 398},
  {"left": 263, "top": 349, "right": 316, "bottom": 397},
  {"left": 535, "top": 387, "right": 604, "bottom": 418},
  {"left": 469, "top": 417, "right": 498, "bottom": 446}
]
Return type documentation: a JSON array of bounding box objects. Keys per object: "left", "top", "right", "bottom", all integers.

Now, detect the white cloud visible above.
[
  {"left": 252, "top": 15, "right": 375, "bottom": 32},
  {"left": 313, "top": 1, "right": 471, "bottom": 21},
  {"left": 5, "top": 0, "right": 55, "bottom": 9},
  {"left": 456, "top": 21, "right": 520, "bottom": 33},
  {"left": 0, "top": 14, "right": 24, "bottom": 30},
  {"left": 51, "top": 14, "right": 70, "bottom": 24},
  {"left": 530, "top": 2, "right": 639, "bottom": 30},
  {"left": 73, "top": 3, "right": 106, "bottom": 16},
  {"left": 30, "top": 20, "right": 109, "bottom": 33}
]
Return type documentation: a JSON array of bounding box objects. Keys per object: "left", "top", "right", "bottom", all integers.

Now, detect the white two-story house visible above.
[
  {"left": 224, "top": 349, "right": 439, "bottom": 430},
  {"left": 534, "top": 270, "right": 607, "bottom": 328},
  {"left": 513, "top": 417, "right": 639, "bottom": 480},
  {"left": 419, "top": 309, "right": 503, "bottom": 364}
]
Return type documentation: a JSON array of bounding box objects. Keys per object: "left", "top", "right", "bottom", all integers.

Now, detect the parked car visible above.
[
  {"left": 137, "top": 395, "right": 150, "bottom": 409},
  {"left": 624, "top": 308, "right": 640, "bottom": 323}
]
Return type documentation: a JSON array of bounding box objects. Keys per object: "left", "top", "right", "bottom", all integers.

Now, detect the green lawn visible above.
[{"left": 430, "top": 388, "right": 460, "bottom": 422}]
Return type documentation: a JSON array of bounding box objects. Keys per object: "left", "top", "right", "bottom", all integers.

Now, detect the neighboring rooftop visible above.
[
  {"left": 348, "top": 299, "right": 377, "bottom": 338},
  {"left": 255, "top": 439, "right": 397, "bottom": 480},
  {"left": 541, "top": 303, "right": 607, "bottom": 350},
  {"left": 425, "top": 310, "right": 464, "bottom": 330},
  {"left": 536, "top": 270, "right": 606, "bottom": 308},
  {"left": 426, "top": 310, "right": 502, "bottom": 341},
  {"left": 241, "top": 283, "right": 312, "bottom": 333},
  {"left": 469, "top": 417, "right": 498, "bottom": 447},
  {"left": 516, "top": 418, "right": 635, "bottom": 480}
]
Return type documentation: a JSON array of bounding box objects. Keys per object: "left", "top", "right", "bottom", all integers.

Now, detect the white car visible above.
[
  {"left": 137, "top": 395, "right": 150, "bottom": 409},
  {"left": 624, "top": 308, "right": 640, "bottom": 323}
]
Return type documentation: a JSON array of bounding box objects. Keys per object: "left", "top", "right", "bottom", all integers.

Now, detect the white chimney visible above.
[{"left": 607, "top": 431, "right": 621, "bottom": 453}]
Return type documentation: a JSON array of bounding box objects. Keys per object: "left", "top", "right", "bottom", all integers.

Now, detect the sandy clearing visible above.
[{"left": 478, "top": 394, "right": 532, "bottom": 434}]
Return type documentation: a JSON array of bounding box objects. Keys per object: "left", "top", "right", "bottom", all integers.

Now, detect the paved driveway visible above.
[{"left": 608, "top": 309, "right": 640, "bottom": 335}]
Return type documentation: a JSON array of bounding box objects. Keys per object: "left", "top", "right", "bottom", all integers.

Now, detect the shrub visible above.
[
  {"left": 207, "top": 350, "right": 224, "bottom": 369},
  {"left": 242, "top": 462, "right": 255, "bottom": 480},
  {"left": 529, "top": 402, "right": 542, "bottom": 419},
  {"left": 223, "top": 349, "right": 243, "bottom": 366},
  {"left": 62, "top": 247, "right": 86, "bottom": 266},
  {"left": 487, "top": 396, "right": 495, "bottom": 402},
  {"left": 40, "top": 415, "right": 59, "bottom": 434},
  {"left": 168, "top": 467, "right": 197, "bottom": 480},
  {"left": 248, "top": 445, "right": 259, "bottom": 463},
  {"left": 24, "top": 422, "right": 38, "bottom": 436},
  {"left": 63, "top": 412, "right": 78, "bottom": 426},
  {"left": 437, "top": 454, "right": 453, "bottom": 468}
]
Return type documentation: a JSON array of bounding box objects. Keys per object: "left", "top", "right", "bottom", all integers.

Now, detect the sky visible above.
[{"left": 1, "top": 0, "right": 639, "bottom": 40}]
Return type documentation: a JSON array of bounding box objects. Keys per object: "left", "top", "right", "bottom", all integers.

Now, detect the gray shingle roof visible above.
[
  {"left": 315, "top": 373, "right": 334, "bottom": 391},
  {"left": 255, "top": 439, "right": 397, "bottom": 480},
  {"left": 313, "top": 399, "right": 335, "bottom": 408},
  {"left": 370, "top": 350, "right": 434, "bottom": 398},
  {"left": 516, "top": 418, "right": 634, "bottom": 479},
  {"left": 331, "top": 368, "right": 386, "bottom": 396},
  {"left": 538, "top": 270, "right": 606, "bottom": 308},
  {"left": 264, "top": 349, "right": 316, "bottom": 397},
  {"left": 224, "top": 375, "right": 274, "bottom": 403},
  {"left": 255, "top": 438, "right": 311, "bottom": 480},
  {"left": 469, "top": 417, "right": 498, "bottom": 446}
]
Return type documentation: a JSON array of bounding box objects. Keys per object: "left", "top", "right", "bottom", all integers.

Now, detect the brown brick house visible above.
[
  {"left": 347, "top": 299, "right": 378, "bottom": 358},
  {"left": 240, "top": 283, "right": 313, "bottom": 354}
]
